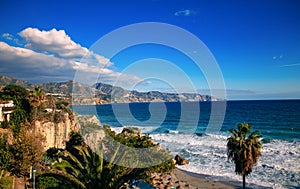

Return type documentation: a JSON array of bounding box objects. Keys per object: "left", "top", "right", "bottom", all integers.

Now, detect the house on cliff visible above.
[{"left": 0, "top": 100, "right": 14, "bottom": 122}]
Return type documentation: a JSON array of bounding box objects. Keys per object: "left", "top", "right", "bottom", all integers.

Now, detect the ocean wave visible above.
[
  {"left": 150, "top": 132, "right": 300, "bottom": 188},
  {"left": 110, "top": 125, "right": 158, "bottom": 134}
]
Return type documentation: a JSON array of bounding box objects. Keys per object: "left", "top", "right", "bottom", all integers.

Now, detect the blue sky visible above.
[{"left": 0, "top": 0, "right": 299, "bottom": 100}]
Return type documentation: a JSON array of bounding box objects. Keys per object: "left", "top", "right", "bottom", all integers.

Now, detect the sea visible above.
[{"left": 72, "top": 100, "right": 300, "bottom": 189}]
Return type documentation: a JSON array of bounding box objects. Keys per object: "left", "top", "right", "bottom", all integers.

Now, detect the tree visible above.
[
  {"left": 0, "top": 84, "right": 28, "bottom": 100},
  {"left": 9, "top": 126, "right": 45, "bottom": 178},
  {"left": 29, "top": 87, "right": 45, "bottom": 109},
  {"left": 29, "top": 87, "right": 45, "bottom": 133},
  {"left": 37, "top": 128, "right": 174, "bottom": 189},
  {"left": 0, "top": 134, "right": 12, "bottom": 179},
  {"left": 38, "top": 131, "right": 136, "bottom": 189},
  {"left": 66, "top": 131, "right": 84, "bottom": 151},
  {"left": 227, "top": 123, "right": 262, "bottom": 189},
  {"left": 0, "top": 85, "right": 31, "bottom": 133},
  {"left": 38, "top": 132, "right": 113, "bottom": 189}
]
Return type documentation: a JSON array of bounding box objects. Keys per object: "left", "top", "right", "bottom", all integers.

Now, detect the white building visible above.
[{"left": 0, "top": 100, "right": 14, "bottom": 122}]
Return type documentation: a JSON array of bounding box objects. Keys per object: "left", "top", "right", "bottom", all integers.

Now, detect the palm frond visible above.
[{"left": 227, "top": 123, "right": 262, "bottom": 178}]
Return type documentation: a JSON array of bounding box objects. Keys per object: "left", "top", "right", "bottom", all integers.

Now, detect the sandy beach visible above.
[{"left": 151, "top": 168, "right": 240, "bottom": 189}]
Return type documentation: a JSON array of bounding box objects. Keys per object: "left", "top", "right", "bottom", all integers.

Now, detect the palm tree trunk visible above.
[
  {"left": 0, "top": 170, "right": 4, "bottom": 179},
  {"left": 243, "top": 174, "right": 246, "bottom": 189},
  {"left": 54, "top": 123, "right": 57, "bottom": 147},
  {"left": 13, "top": 176, "right": 15, "bottom": 189},
  {"left": 34, "top": 107, "right": 37, "bottom": 135}
]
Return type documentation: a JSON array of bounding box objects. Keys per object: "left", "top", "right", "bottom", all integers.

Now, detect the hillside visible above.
[
  {"left": 0, "top": 75, "right": 35, "bottom": 89},
  {"left": 0, "top": 75, "right": 218, "bottom": 104},
  {"left": 39, "top": 80, "right": 95, "bottom": 96}
]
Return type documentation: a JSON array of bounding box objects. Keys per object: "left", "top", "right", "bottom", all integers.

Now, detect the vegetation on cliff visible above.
[
  {"left": 36, "top": 127, "right": 174, "bottom": 189},
  {"left": 0, "top": 85, "right": 46, "bottom": 188},
  {"left": 0, "top": 84, "right": 175, "bottom": 188},
  {"left": 0, "top": 85, "right": 76, "bottom": 188}
]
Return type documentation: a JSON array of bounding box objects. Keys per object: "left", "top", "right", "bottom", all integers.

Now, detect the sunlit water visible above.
[{"left": 72, "top": 100, "right": 300, "bottom": 188}]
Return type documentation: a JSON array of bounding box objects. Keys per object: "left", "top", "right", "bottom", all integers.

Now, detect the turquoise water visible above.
[{"left": 72, "top": 100, "right": 300, "bottom": 188}]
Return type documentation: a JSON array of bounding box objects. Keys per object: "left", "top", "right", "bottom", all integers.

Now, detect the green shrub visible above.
[
  {"left": 0, "top": 176, "right": 13, "bottom": 189},
  {"left": 38, "top": 127, "right": 175, "bottom": 189}
]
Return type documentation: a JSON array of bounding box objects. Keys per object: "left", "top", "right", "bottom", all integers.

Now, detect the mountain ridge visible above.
[{"left": 0, "top": 75, "right": 218, "bottom": 104}]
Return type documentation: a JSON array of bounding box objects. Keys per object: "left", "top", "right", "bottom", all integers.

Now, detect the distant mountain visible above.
[
  {"left": 93, "top": 82, "right": 125, "bottom": 95},
  {"left": 0, "top": 75, "right": 35, "bottom": 89},
  {"left": 38, "top": 80, "right": 94, "bottom": 96},
  {"left": 93, "top": 82, "right": 218, "bottom": 103},
  {"left": 0, "top": 75, "right": 218, "bottom": 104}
]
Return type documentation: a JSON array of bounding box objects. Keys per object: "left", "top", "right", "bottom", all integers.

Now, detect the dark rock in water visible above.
[
  {"left": 262, "top": 138, "right": 272, "bottom": 144},
  {"left": 262, "top": 164, "right": 275, "bottom": 169},
  {"left": 122, "top": 127, "right": 142, "bottom": 138},
  {"left": 174, "top": 155, "right": 189, "bottom": 165},
  {"left": 195, "top": 133, "right": 203, "bottom": 137}
]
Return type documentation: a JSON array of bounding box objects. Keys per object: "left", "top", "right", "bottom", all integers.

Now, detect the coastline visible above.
[
  {"left": 152, "top": 168, "right": 272, "bottom": 189},
  {"left": 173, "top": 168, "right": 240, "bottom": 189}
]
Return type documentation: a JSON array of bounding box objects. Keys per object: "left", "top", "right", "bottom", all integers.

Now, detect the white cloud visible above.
[
  {"left": 273, "top": 54, "right": 283, "bottom": 60},
  {"left": 19, "top": 28, "right": 89, "bottom": 58},
  {"left": 0, "top": 27, "right": 141, "bottom": 86},
  {"left": 1, "top": 33, "right": 20, "bottom": 44},
  {"left": 18, "top": 27, "right": 113, "bottom": 67},
  {"left": 0, "top": 41, "right": 71, "bottom": 72},
  {"left": 174, "top": 9, "right": 196, "bottom": 17},
  {"left": 98, "top": 69, "right": 142, "bottom": 88},
  {"left": 279, "top": 63, "right": 300, "bottom": 67},
  {"left": 2, "top": 33, "right": 14, "bottom": 40}
]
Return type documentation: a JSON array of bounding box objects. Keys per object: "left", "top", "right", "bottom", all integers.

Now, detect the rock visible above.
[
  {"left": 174, "top": 155, "right": 189, "bottom": 165},
  {"left": 171, "top": 159, "right": 177, "bottom": 165},
  {"left": 35, "top": 112, "right": 80, "bottom": 149},
  {"left": 122, "top": 127, "right": 142, "bottom": 138},
  {"left": 76, "top": 115, "right": 100, "bottom": 127},
  {"left": 83, "top": 129, "right": 106, "bottom": 152}
]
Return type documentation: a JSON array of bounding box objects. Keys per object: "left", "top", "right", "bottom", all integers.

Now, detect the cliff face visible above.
[{"left": 35, "top": 113, "right": 80, "bottom": 149}]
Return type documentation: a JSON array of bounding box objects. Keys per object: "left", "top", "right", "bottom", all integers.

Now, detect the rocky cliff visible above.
[
  {"left": 35, "top": 112, "right": 80, "bottom": 149},
  {"left": 34, "top": 113, "right": 106, "bottom": 150}
]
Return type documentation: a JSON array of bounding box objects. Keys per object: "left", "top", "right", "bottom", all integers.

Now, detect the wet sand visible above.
[{"left": 151, "top": 168, "right": 241, "bottom": 189}]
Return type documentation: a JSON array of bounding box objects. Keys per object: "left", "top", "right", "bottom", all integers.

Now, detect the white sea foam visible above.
[
  {"left": 108, "top": 125, "right": 300, "bottom": 188},
  {"left": 150, "top": 133, "right": 300, "bottom": 189},
  {"left": 110, "top": 125, "right": 158, "bottom": 134}
]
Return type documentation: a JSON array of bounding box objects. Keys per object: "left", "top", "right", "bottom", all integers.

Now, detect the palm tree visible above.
[
  {"left": 37, "top": 129, "right": 175, "bottom": 188},
  {"left": 29, "top": 87, "right": 45, "bottom": 133},
  {"left": 227, "top": 123, "right": 262, "bottom": 189},
  {"left": 54, "top": 145, "right": 104, "bottom": 189},
  {"left": 37, "top": 132, "right": 134, "bottom": 189}
]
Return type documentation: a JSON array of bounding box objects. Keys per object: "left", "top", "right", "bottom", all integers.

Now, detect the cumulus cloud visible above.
[
  {"left": 19, "top": 28, "right": 89, "bottom": 58},
  {"left": 0, "top": 27, "right": 141, "bottom": 86},
  {"left": 174, "top": 9, "right": 196, "bottom": 16},
  {"left": 0, "top": 41, "right": 72, "bottom": 77}
]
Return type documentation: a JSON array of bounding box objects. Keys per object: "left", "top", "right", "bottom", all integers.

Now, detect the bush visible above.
[
  {"left": 38, "top": 127, "right": 175, "bottom": 189},
  {"left": 36, "top": 173, "right": 76, "bottom": 189},
  {"left": 0, "top": 121, "right": 9, "bottom": 129},
  {"left": 0, "top": 176, "right": 13, "bottom": 189}
]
